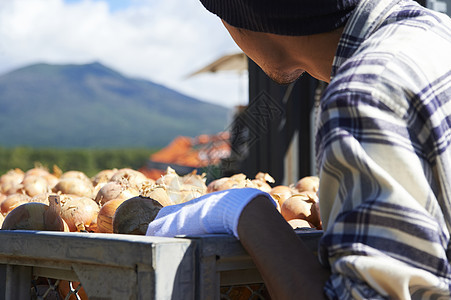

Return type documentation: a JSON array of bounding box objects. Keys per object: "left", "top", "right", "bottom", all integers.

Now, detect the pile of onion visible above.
[{"left": 0, "top": 166, "right": 323, "bottom": 234}]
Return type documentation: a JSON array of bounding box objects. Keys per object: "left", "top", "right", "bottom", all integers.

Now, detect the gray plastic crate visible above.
[{"left": 0, "top": 230, "right": 322, "bottom": 300}]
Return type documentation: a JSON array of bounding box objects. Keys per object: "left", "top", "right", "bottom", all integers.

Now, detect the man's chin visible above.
[{"left": 270, "top": 71, "right": 305, "bottom": 85}]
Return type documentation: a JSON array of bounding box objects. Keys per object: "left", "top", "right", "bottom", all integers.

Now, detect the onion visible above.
[
  {"left": 53, "top": 178, "right": 94, "bottom": 198},
  {"left": 43, "top": 173, "right": 59, "bottom": 189},
  {"left": 30, "top": 193, "right": 52, "bottom": 205},
  {"left": 91, "top": 168, "right": 117, "bottom": 186},
  {"left": 24, "top": 167, "right": 50, "bottom": 178},
  {"left": 251, "top": 172, "right": 275, "bottom": 193},
  {"left": 3, "top": 184, "right": 24, "bottom": 196},
  {"left": 94, "top": 181, "right": 139, "bottom": 206},
  {"left": 154, "top": 168, "right": 206, "bottom": 204},
  {"left": 207, "top": 177, "right": 233, "bottom": 193},
  {"left": 113, "top": 196, "right": 162, "bottom": 235},
  {"left": 295, "top": 176, "right": 319, "bottom": 193},
  {"left": 0, "top": 169, "right": 24, "bottom": 194},
  {"left": 60, "top": 170, "right": 91, "bottom": 185},
  {"left": 0, "top": 193, "right": 6, "bottom": 205},
  {"left": 23, "top": 167, "right": 58, "bottom": 189},
  {"left": 140, "top": 185, "right": 173, "bottom": 207},
  {"left": 1, "top": 193, "right": 31, "bottom": 216},
  {"left": 155, "top": 167, "right": 179, "bottom": 186},
  {"left": 270, "top": 185, "right": 293, "bottom": 208},
  {"left": 96, "top": 198, "right": 126, "bottom": 233},
  {"left": 250, "top": 179, "right": 272, "bottom": 193},
  {"left": 181, "top": 171, "right": 207, "bottom": 194},
  {"left": 255, "top": 172, "right": 275, "bottom": 183},
  {"left": 310, "top": 201, "right": 322, "bottom": 229},
  {"left": 280, "top": 192, "right": 318, "bottom": 225},
  {"left": 167, "top": 189, "right": 203, "bottom": 205},
  {"left": 22, "top": 175, "right": 50, "bottom": 197},
  {"left": 60, "top": 196, "right": 100, "bottom": 232},
  {"left": 206, "top": 172, "right": 276, "bottom": 193},
  {"left": 230, "top": 173, "right": 247, "bottom": 182},
  {"left": 1, "top": 195, "right": 65, "bottom": 231},
  {"left": 207, "top": 176, "right": 249, "bottom": 193},
  {"left": 109, "top": 168, "right": 151, "bottom": 189}
]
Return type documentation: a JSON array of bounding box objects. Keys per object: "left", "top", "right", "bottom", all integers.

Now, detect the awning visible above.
[{"left": 186, "top": 52, "right": 248, "bottom": 77}]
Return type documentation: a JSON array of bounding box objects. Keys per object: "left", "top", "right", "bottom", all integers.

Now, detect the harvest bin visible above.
[{"left": 0, "top": 229, "right": 322, "bottom": 300}]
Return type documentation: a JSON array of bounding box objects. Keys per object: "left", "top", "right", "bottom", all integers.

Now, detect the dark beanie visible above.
[{"left": 198, "top": 0, "right": 360, "bottom": 36}]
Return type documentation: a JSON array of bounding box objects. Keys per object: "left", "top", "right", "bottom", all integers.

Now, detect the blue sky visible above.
[
  {"left": 0, "top": 0, "right": 246, "bottom": 108},
  {"left": 64, "top": 0, "right": 135, "bottom": 12}
]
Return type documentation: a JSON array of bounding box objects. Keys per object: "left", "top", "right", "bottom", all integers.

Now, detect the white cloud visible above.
[{"left": 0, "top": 0, "right": 248, "bottom": 108}]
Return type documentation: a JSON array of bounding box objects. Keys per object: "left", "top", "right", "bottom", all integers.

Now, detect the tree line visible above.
[{"left": 0, "top": 147, "right": 159, "bottom": 177}]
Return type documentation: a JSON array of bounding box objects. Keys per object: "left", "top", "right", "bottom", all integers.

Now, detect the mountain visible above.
[{"left": 0, "top": 62, "right": 231, "bottom": 148}]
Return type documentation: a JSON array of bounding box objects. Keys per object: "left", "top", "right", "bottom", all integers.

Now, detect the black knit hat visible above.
[{"left": 199, "top": 0, "right": 360, "bottom": 36}]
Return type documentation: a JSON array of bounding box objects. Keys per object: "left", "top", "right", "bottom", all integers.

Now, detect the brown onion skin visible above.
[{"left": 113, "top": 196, "right": 162, "bottom": 235}]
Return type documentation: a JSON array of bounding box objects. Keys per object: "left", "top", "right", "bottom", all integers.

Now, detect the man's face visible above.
[{"left": 222, "top": 20, "right": 305, "bottom": 85}]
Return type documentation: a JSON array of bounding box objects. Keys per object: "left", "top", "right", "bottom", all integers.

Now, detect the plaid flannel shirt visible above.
[{"left": 316, "top": 0, "right": 451, "bottom": 298}]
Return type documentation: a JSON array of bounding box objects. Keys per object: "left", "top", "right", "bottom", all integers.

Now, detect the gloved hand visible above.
[{"left": 146, "top": 188, "right": 277, "bottom": 239}]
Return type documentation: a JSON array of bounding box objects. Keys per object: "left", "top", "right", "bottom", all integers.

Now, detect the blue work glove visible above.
[{"left": 146, "top": 188, "right": 276, "bottom": 239}]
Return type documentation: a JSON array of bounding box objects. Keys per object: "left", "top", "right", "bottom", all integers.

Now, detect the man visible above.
[{"left": 148, "top": 0, "right": 451, "bottom": 298}]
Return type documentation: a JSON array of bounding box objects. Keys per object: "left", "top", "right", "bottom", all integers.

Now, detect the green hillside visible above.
[{"left": 0, "top": 62, "right": 230, "bottom": 148}]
